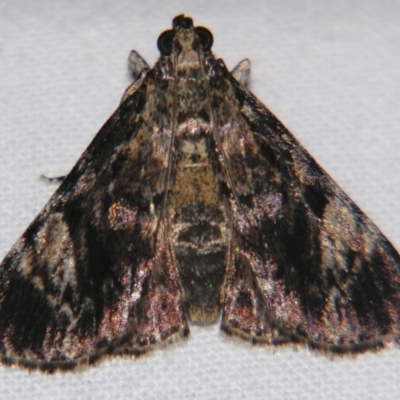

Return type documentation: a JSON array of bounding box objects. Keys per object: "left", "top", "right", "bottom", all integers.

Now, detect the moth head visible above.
[{"left": 157, "top": 14, "right": 213, "bottom": 56}]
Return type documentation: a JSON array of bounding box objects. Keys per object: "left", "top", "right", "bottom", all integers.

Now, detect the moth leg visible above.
[
  {"left": 230, "top": 59, "right": 251, "bottom": 88},
  {"left": 40, "top": 174, "right": 65, "bottom": 183},
  {"left": 127, "top": 50, "right": 150, "bottom": 80},
  {"left": 120, "top": 51, "right": 150, "bottom": 104}
]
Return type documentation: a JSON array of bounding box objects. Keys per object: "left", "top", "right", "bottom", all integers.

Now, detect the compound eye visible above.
[
  {"left": 195, "top": 27, "right": 213, "bottom": 52},
  {"left": 157, "top": 30, "right": 174, "bottom": 55}
]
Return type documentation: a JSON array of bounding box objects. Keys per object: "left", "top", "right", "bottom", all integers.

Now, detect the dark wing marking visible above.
[
  {"left": 216, "top": 65, "right": 400, "bottom": 353},
  {"left": 0, "top": 70, "right": 188, "bottom": 372}
]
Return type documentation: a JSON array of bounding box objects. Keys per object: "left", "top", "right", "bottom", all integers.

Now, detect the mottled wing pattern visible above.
[
  {"left": 1, "top": 14, "right": 399, "bottom": 373},
  {"left": 0, "top": 69, "right": 188, "bottom": 371},
  {"left": 214, "top": 67, "right": 400, "bottom": 352}
]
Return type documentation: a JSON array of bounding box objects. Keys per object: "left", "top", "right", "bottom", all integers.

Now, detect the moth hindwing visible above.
[{"left": 1, "top": 14, "right": 400, "bottom": 372}]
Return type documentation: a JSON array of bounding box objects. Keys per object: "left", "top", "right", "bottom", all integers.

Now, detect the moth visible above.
[{"left": 1, "top": 15, "right": 400, "bottom": 372}]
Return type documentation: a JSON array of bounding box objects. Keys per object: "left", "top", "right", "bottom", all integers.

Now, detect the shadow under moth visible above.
[{"left": 0, "top": 15, "right": 400, "bottom": 372}]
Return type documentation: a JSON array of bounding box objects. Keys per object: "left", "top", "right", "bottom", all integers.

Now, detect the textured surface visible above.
[{"left": 0, "top": 0, "right": 400, "bottom": 398}]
